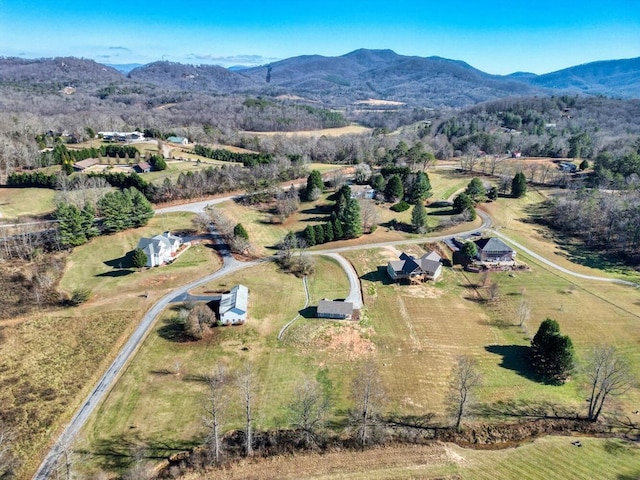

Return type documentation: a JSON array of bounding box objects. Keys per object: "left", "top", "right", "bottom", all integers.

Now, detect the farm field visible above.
[
  {"left": 0, "top": 187, "right": 56, "bottom": 219},
  {"left": 180, "top": 436, "right": 640, "bottom": 480},
  {"left": 243, "top": 124, "right": 372, "bottom": 137},
  {"left": 80, "top": 257, "right": 353, "bottom": 476},
  {"left": 1, "top": 211, "right": 223, "bottom": 478}
]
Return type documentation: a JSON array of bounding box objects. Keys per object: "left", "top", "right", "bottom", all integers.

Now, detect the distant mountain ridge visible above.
[{"left": 1, "top": 50, "right": 638, "bottom": 107}]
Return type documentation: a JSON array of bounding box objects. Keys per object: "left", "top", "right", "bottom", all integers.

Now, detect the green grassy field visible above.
[
  {"left": 0, "top": 187, "right": 56, "bottom": 219},
  {"left": 81, "top": 257, "right": 354, "bottom": 475}
]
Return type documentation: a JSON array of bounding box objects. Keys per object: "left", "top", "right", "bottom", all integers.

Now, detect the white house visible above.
[
  {"left": 219, "top": 285, "right": 249, "bottom": 325},
  {"left": 136, "top": 232, "right": 182, "bottom": 267}
]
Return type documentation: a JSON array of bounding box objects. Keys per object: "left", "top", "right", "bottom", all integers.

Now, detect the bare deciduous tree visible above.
[
  {"left": 359, "top": 199, "right": 379, "bottom": 233},
  {"left": 350, "top": 361, "right": 386, "bottom": 448},
  {"left": 447, "top": 355, "right": 482, "bottom": 431},
  {"left": 236, "top": 364, "right": 256, "bottom": 457},
  {"left": 517, "top": 298, "right": 531, "bottom": 328},
  {"left": 582, "top": 345, "right": 635, "bottom": 422},
  {"left": 287, "top": 378, "right": 330, "bottom": 448},
  {"left": 487, "top": 281, "right": 500, "bottom": 303},
  {"left": 204, "top": 366, "right": 228, "bottom": 464}
]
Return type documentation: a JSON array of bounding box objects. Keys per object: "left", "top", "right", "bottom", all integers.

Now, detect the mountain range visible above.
[{"left": 1, "top": 49, "right": 639, "bottom": 108}]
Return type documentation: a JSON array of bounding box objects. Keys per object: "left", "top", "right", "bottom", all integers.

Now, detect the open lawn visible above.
[
  {"left": 0, "top": 187, "right": 56, "bottom": 219},
  {"left": 344, "top": 245, "right": 640, "bottom": 417},
  {"left": 181, "top": 436, "right": 640, "bottom": 480},
  {"left": 80, "top": 258, "right": 354, "bottom": 476}
]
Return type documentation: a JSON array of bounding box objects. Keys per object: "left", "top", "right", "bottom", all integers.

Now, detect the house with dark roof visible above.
[
  {"left": 219, "top": 285, "right": 249, "bottom": 325},
  {"left": 387, "top": 251, "right": 442, "bottom": 283},
  {"left": 474, "top": 237, "right": 515, "bottom": 265},
  {"left": 73, "top": 158, "right": 100, "bottom": 171},
  {"left": 317, "top": 299, "right": 354, "bottom": 319},
  {"left": 136, "top": 232, "right": 182, "bottom": 267}
]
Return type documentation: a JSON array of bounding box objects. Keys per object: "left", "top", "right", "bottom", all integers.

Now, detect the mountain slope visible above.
[
  {"left": 240, "top": 49, "right": 544, "bottom": 106},
  {"left": 128, "top": 61, "right": 257, "bottom": 91},
  {"left": 518, "top": 57, "right": 640, "bottom": 98}
]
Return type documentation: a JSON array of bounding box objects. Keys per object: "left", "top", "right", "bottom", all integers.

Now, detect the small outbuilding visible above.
[
  {"left": 219, "top": 285, "right": 249, "bottom": 325},
  {"left": 317, "top": 299, "right": 354, "bottom": 320},
  {"left": 167, "top": 136, "right": 189, "bottom": 145}
]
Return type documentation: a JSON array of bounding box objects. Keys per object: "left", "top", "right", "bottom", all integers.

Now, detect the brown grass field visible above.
[
  {"left": 0, "top": 187, "right": 56, "bottom": 219},
  {"left": 177, "top": 436, "right": 640, "bottom": 480},
  {"left": 0, "top": 212, "right": 225, "bottom": 478},
  {"left": 243, "top": 124, "right": 372, "bottom": 137}
]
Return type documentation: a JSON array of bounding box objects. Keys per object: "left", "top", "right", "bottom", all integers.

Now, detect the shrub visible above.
[
  {"left": 68, "top": 288, "right": 91, "bottom": 306},
  {"left": 390, "top": 201, "right": 410, "bottom": 212}
]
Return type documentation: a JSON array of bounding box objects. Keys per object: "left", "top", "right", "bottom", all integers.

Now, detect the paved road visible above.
[
  {"left": 489, "top": 229, "right": 640, "bottom": 288},
  {"left": 33, "top": 231, "right": 260, "bottom": 479}
]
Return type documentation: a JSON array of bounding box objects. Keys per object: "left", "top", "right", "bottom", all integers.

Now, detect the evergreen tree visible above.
[
  {"left": 411, "top": 201, "right": 428, "bottom": 233},
  {"left": 465, "top": 177, "right": 486, "bottom": 201},
  {"left": 149, "top": 154, "right": 167, "bottom": 171},
  {"left": 234, "top": 223, "right": 249, "bottom": 240},
  {"left": 511, "top": 172, "right": 527, "bottom": 198},
  {"left": 487, "top": 186, "right": 499, "bottom": 201},
  {"left": 530, "top": 319, "right": 574, "bottom": 384},
  {"left": 408, "top": 171, "right": 432, "bottom": 204},
  {"left": 453, "top": 193, "right": 474, "bottom": 213},
  {"left": 462, "top": 241, "right": 478, "bottom": 259},
  {"left": 323, "top": 222, "right": 334, "bottom": 242},
  {"left": 81, "top": 203, "right": 99, "bottom": 239},
  {"left": 132, "top": 247, "right": 148, "bottom": 269},
  {"left": 304, "top": 225, "right": 316, "bottom": 247},
  {"left": 333, "top": 185, "right": 352, "bottom": 220},
  {"left": 371, "top": 174, "right": 386, "bottom": 193},
  {"left": 314, "top": 224, "right": 325, "bottom": 244},
  {"left": 128, "top": 187, "right": 154, "bottom": 227},
  {"left": 332, "top": 218, "right": 343, "bottom": 240},
  {"left": 56, "top": 203, "right": 88, "bottom": 247},
  {"left": 342, "top": 198, "right": 362, "bottom": 239},
  {"left": 384, "top": 174, "right": 404, "bottom": 202},
  {"left": 305, "top": 170, "right": 324, "bottom": 201}
]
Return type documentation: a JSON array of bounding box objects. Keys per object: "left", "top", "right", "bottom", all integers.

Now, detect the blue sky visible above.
[{"left": 0, "top": 0, "right": 638, "bottom": 74}]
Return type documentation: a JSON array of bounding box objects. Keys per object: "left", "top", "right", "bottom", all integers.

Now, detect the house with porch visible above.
[
  {"left": 387, "top": 251, "right": 443, "bottom": 283},
  {"left": 136, "top": 231, "right": 182, "bottom": 267},
  {"left": 474, "top": 237, "right": 516, "bottom": 265}
]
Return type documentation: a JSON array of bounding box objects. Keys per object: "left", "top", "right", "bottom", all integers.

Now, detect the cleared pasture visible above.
[
  {"left": 243, "top": 124, "right": 372, "bottom": 137},
  {"left": 0, "top": 187, "right": 56, "bottom": 219}
]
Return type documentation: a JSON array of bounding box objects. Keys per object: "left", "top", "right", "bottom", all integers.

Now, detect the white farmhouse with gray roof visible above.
[
  {"left": 136, "top": 232, "right": 182, "bottom": 267},
  {"left": 219, "top": 285, "right": 249, "bottom": 325}
]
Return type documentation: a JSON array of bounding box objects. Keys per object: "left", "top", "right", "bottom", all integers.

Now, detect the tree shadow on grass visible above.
[
  {"left": 485, "top": 344, "right": 537, "bottom": 381},
  {"left": 360, "top": 266, "right": 394, "bottom": 285},
  {"left": 104, "top": 251, "right": 135, "bottom": 269},
  {"left": 96, "top": 269, "right": 134, "bottom": 278},
  {"left": 82, "top": 434, "right": 199, "bottom": 472},
  {"left": 157, "top": 316, "right": 192, "bottom": 343}
]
